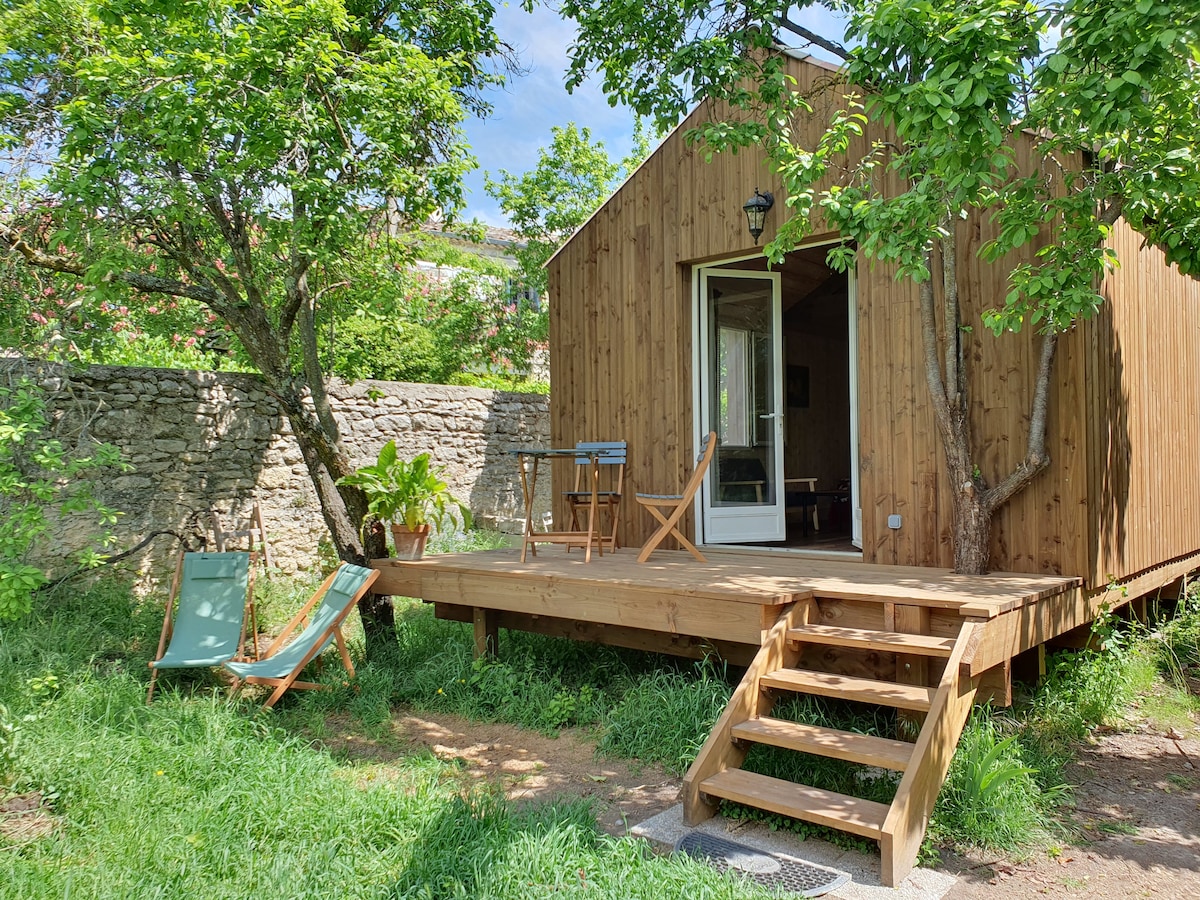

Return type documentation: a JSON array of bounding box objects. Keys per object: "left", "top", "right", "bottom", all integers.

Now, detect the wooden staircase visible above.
[{"left": 682, "top": 600, "right": 982, "bottom": 887}]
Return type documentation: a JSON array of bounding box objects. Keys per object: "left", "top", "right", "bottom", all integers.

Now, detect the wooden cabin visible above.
[{"left": 374, "top": 51, "right": 1200, "bottom": 885}]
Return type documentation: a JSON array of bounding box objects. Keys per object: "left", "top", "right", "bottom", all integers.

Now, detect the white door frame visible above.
[
  {"left": 695, "top": 266, "right": 786, "bottom": 543},
  {"left": 690, "top": 246, "right": 863, "bottom": 551}
]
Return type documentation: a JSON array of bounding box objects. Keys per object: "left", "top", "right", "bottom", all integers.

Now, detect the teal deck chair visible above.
[
  {"left": 224, "top": 563, "right": 379, "bottom": 709},
  {"left": 147, "top": 551, "right": 256, "bottom": 703}
]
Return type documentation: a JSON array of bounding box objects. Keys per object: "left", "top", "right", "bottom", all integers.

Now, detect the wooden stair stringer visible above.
[
  {"left": 681, "top": 597, "right": 812, "bottom": 823},
  {"left": 880, "top": 621, "right": 983, "bottom": 887},
  {"left": 683, "top": 594, "right": 985, "bottom": 890}
]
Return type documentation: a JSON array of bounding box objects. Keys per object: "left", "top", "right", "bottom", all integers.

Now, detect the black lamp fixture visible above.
[{"left": 742, "top": 187, "right": 775, "bottom": 244}]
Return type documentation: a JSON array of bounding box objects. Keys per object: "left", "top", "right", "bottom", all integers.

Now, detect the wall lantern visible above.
[{"left": 742, "top": 188, "right": 775, "bottom": 244}]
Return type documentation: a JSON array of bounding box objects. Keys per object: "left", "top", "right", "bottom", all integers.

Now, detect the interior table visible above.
[{"left": 511, "top": 447, "right": 608, "bottom": 563}]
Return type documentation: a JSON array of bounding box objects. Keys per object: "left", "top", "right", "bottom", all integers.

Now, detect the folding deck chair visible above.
[
  {"left": 634, "top": 431, "right": 717, "bottom": 563},
  {"left": 147, "top": 551, "right": 257, "bottom": 703},
  {"left": 224, "top": 563, "right": 379, "bottom": 709},
  {"left": 563, "top": 440, "right": 627, "bottom": 552}
]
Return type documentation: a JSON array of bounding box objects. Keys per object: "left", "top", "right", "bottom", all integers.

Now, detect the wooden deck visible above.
[
  {"left": 368, "top": 546, "right": 1161, "bottom": 887},
  {"left": 370, "top": 547, "right": 1081, "bottom": 667}
]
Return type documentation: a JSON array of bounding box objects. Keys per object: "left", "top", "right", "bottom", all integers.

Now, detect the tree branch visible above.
[
  {"left": 984, "top": 329, "right": 1057, "bottom": 513},
  {"left": 775, "top": 14, "right": 851, "bottom": 61},
  {"left": 940, "top": 231, "right": 962, "bottom": 410},
  {"left": 0, "top": 221, "right": 221, "bottom": 303},
  {"left": 918, "top": 249, "right": 953, "bottom": 430}
]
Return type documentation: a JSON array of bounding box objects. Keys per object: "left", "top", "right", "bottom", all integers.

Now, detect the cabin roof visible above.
[{"left": 546, "top": 49, "right": 845, "bottom": 269}]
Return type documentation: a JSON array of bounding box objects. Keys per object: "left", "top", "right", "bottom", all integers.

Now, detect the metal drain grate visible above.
[{"left": 675, "top": 832, "right": 851, "bottom": 898}]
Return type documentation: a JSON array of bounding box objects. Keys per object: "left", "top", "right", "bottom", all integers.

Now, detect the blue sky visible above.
[{"left": 460, "top": 3, "right": 849, "bottom": 227}]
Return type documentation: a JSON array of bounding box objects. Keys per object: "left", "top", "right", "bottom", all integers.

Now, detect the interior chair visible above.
[
  {"left": 718, "top": 454, "right": 769, "bottom": 503},
  {"left": 224, "top": 563, "right": 379, "bottom": 709},
  {"left": 634, "top": 432, "right": 717, "bottom": 563},
  {"left": 147, "top": 551, "right": 257, "bottom": 703},
  {"left": 563, "top": 440, "right": 627, "bottom": 552}
]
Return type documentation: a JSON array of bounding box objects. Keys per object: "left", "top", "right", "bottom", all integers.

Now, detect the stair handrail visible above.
[{"left": 880, "top": 620, "right": 983, "bottom": 886}]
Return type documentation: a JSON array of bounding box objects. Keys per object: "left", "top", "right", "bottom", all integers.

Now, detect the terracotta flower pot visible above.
[{"left": 390, "top": 523, "right": 431, "bottom": 560}]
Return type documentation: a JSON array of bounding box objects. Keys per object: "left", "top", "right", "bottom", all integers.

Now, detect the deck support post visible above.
[
  {"left": 895, "top": 604, "right": 930, "bottom": 738},
  {"left": 473, "top": 607, "right": 498, "bottom": 658}
]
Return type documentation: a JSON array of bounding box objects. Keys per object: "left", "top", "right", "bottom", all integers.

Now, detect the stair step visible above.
[
  {"left": 732, "top": 717, "right": 915, "bottom": 771},
  {"left": 699, "top": 769, "right": 888, "bottom": 839},
  {"left": 789, "top": 624, "right": 956, "bottom": 657},
  {"left": 759, "top": 668, "right": 935, "bottom": 711}
]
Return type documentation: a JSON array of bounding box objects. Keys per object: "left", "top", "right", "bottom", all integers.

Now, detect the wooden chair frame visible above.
[
  {"left": 563, "top": 440, "right": 627, "bottom": 552},
  {"left": 209, "top": 500, "right": 274, "bottom": 570},
  {"left": 147, "top": 550, "right": 258, "bottom": 704},
  {"left": 634, "top": 432, "right": 717, "bottom": 563},
  {"left": 226, "top": 565, "right": 379, "bottom": 709}
]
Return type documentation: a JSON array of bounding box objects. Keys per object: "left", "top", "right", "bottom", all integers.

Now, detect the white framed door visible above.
[{"left": 697, "top": 267, "right": 787, "bottom": 543}]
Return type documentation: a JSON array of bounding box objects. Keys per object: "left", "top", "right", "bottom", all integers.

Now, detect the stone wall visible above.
[{"left": 2, "top": 358, "right": 549, "bottom": 580}]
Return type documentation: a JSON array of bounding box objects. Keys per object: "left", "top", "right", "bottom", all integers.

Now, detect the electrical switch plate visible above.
[{"left": 887, "top": 514, "right": 902, "bottom": 529}]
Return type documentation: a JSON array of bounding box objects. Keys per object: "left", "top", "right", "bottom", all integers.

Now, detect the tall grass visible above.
[
  {"left": 0, "top": 578, "right": 778, "bottom": 900},
  {"left": 598, "top": 663, "right": 733, "bottom": 774}
]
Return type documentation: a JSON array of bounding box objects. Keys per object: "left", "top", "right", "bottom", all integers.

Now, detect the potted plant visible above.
[{"left": 337, "top": 441, "right": 471, "bottom": 560}]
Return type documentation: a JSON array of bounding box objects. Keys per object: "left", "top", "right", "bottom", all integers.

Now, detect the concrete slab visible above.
[{"left": 631, "top": 805, "right": 958, "bottom": 900}]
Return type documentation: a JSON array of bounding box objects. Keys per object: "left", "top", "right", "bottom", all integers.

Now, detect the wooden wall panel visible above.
[
  {"left": 547, "top": 54, "right": 1198, "bottom": 585},
  {"left": 1088, "top": 225, "right": 1200, "bottom": 585}
]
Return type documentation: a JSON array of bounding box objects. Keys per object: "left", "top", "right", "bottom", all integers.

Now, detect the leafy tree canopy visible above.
[
  {"left": 485, "top": 121, "right": 652, "bottom": 294},
  {"left": 0, "top": 0, "right": 516, "bottom": 648}
]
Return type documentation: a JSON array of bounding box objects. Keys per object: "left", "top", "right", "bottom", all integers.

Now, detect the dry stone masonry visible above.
[{"left": 4, "top": 359, "right": 548, "bottom": 580}]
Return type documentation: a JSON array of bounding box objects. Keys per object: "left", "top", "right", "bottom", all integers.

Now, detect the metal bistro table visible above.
[{"left": 511, "top": 446, "right": 610, "bottom": 563}]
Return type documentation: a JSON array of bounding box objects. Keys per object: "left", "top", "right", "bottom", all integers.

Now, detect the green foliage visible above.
[
  {"left": 1152, "top": 583, "right": 1200, "bottom": 690},
  {"left": 485, "top": 121, "right": 652, "bottom": 296},
  {"left": 336, "top": 442, "right": 470, "bottom": 534},
  {"left": 0, "top": 255, "right": 250, "bottom": 371},
  {"left": 932, "top": 710, "right": 1063, "bottom": 851},
  {"left": 597, "top": 663, "right": 732, "bottom": 774},
  {"left": 332, "top": 314, "right": 453, "bottom": 384},
  {"left": 0, "top": 702, "right": 17, "bottom": 787},
  {"left": 0, "top": 379, "right": 127, "bottom": 620},
  {"left": 317, "top": 236, "right": 548, "bottom": 385}
]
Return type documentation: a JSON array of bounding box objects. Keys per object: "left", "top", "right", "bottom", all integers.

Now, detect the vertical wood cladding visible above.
[{"left": 547, "top": 55, "right": 1199, "bottom": 586}]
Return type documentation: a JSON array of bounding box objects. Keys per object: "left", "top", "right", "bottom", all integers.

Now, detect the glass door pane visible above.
[{"left": 699, "top": 269, "right": 785, "bottom": 543}]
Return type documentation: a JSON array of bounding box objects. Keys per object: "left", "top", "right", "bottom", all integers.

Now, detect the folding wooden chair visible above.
[
  {"left": 147, "top": 551, "right": 257, "bottom": 703},
  {"left": 563, "top": 440, "right": 627, "bottom": 552},
  {"left": 224, "top": 564, "right": 379, "bottom": 709},
  {"left": 209, "top": 501, "right": 273, "bottom": 570},
  {"left": 634, "top": 432, "right": 717, "bottom": 563}
]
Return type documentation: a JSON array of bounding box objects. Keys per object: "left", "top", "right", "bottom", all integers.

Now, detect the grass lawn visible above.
[
  {"left": 0, "top": 573, "right": 769, "bottom": 900},
  {"left": 2, "top": 551, "right": 1197, "bottom": 897}
]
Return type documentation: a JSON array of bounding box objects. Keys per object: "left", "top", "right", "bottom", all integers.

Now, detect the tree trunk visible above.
[
  {"left": 920, "top": 236, "right": 1058, "bottom": 577},
  {"left": 951, "top": 489, "right": 992, "bottom": 575},
  {"left": 277, "top": 388, "right": 396, "bottom": 659}
]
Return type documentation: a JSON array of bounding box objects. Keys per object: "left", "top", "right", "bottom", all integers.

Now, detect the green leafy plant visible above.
[
  {"left": 933, "top": 712, "right": 1064, "bottom": 851},
  {"left": 336, "top": 441, "right": 471, "bottom": 533},
  {"left": 0, "top": 379, "right": 128, "bottom": 620},
  {"left": 0, "top": 702, "right": 17, "bottom": 787}
]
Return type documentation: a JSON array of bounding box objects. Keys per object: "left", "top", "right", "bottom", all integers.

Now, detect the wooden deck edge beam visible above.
[
  {"left": 964, "top": 551, "right": 1200, "bottom": 677},
  {"left": 433, "top": 602, "right": 760, "bottom": 666},
  {"left": 370, "top": 556, "right": 802, "bottom": 607}
]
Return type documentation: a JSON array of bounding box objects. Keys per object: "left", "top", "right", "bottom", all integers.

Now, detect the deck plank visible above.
[{"left": 373, "top": 548, "right": 1078, "bottom": 616}]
